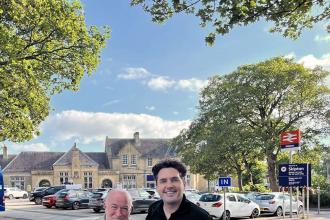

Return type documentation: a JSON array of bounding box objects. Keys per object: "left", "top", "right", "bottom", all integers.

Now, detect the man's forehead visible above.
[{"left": 158, "top": 167, "right": 181, "bottom": 177}]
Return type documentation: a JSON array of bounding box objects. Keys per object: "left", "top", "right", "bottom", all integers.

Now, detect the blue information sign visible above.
[
  {"left": 0, "top": 170, "right": 5, "bottom": 211},
  {"left": 146, "top": 175, "right": 155, "bottom": 181},
  {"left": 218, "top": 177, "right": 231, "bottom": 187},
  {"left": 278, "top": 163, "right": 311, "bottom": 187}
]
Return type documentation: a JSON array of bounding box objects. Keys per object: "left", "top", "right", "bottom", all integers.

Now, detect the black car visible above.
[
  {"left": 127, "top": 189, "right": 157, "bottom": 213},
  {"left": 56, "top": 189, "right": 93, "bottom": 210},
  {"left": 30, "top": 186, "right": 65, "bottom": 205}
]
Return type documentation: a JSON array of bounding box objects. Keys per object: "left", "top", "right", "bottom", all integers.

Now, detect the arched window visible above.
[
  {"left": 102, "top": 179, "right": 112, "bottom": 188},
  {"left": 39, "top": 179, "right": 51, "bottom": 187}
]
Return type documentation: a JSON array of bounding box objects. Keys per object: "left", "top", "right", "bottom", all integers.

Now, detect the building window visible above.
[
  {"left": 131, "top": 155, "right": 137, "bottom": 166},
  {"left": 147, "top": 157, "right": 153, "bottom": 167},
  {"left": 74, "top": 171, "right": 79, "bottom": 178},
  {"left": 84, "top": 172, "right": 93, "bottom": 189},
  {"left": 10, "top": 176, "right": 25, "bottom": 190},
  {"left": 122, "top": 175, "right": 136, "bottom": 189},
  {"left": 146, "top": 174, "right": 155, "bottom": 188},
  {"left": 122, "top": 154, "right": 128, "bottom": 166},
  {"left": 60, "top": 172, "right": 69, "bottom": 184}
]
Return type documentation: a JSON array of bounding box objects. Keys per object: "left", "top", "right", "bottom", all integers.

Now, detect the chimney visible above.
[
  {"left": 134, "top": 132, "right": 141, "bottom": 146},
  {"left": 3, "top": 144, "right": 8, "bottom": 160}
]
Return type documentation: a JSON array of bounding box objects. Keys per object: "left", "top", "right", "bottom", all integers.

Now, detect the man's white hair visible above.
[{"left": 105, "top": 189, "right": 133, "bottom": 208}]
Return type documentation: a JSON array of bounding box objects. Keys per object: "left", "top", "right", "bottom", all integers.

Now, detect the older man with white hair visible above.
[{"left": 102, "top": 189, "right": 133, "bottom": 220}]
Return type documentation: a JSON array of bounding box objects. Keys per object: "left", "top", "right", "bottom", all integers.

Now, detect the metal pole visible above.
[
  {"left": 282, "top": 187, "right": 285, "bottom": 219},
  {"left": 302, "top": 187, "right": 305, "bottom": 219},
  {"left": 307, "top": 164, "right": 309, "bottom": 219},
  {"left": 317, "top": 185, "right": 320, "bottom": 215},
  {"left": 296, "top": 187, "right": 299, "bottom": 217},
  {"left": 223, "top": 187, "right": 226, "bottom": 220},
  {"left": 290, "top": 151, "right": 293, "bottom": 218}
]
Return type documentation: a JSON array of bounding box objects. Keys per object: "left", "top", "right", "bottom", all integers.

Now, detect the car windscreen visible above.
[
  {"left": 256, "top": 194, "right": 275, "bottom": 200},
  {"left": 199, "top": 194, "right": 221, "bottom": 202}
]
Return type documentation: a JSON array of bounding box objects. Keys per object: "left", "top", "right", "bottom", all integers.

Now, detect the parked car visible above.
[
  {"left": 4, "top": 187, "right": 28, "bottom": 199},
  {"left": 197, "top": 192, "right": 260, "bottom": 219},
  {"left": 127, "top": 189, "right": 157, "bottom": 213},
  {"left": 32, "top": 187, "right": 48, "bottom": 193},
  {"left": 42, "top": 189, "right": 68, "bottom": 208},
  {"left": 30, "top": 185, "right": 65, "bottom": 205},
  {"left": 89, "top": 190, "right": 108, "bottom": 212},
  {"left": 56, "top": 189, "right": 93, "bottom": 210},
  {"left": 143, "top": 188, "right": 160, "bottom": 200},
  {"left": 254, "top": 192, "right": 303, "bottom": 216},
  {"left": 185, "top": 191, "right": 201, "bottom": 204}
]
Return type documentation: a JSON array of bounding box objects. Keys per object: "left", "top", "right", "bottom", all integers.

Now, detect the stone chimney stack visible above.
[
  {"left": 134, "top": 132, "right": 141, "bottom": 146},
  {"left": 72, "top": 143, "right": 80, "bottom": 169},
  {"left": 3, "top": 144, "right": 8, "bottom": 160}
]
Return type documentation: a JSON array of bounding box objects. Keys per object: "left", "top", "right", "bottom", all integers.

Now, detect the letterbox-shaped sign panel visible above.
[{"left": 278, "top": 163, "right": 311, "bottom": 187}]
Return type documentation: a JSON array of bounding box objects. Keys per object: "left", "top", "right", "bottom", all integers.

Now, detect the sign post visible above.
[
  {"left": 218, "top": 177, "right": 231, "bottom": 220},
  {"left": 0, "top": 169, "right": 5, "bottom": 212},
  {"left": 280, "top": 130, "right": 301, "bottom": 218}
]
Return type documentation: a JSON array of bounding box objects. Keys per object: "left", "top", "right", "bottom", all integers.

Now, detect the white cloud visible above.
[
  {"left": 118, "top": 67, "right": 151, "bottom": 80},
  {"left": 103, "top": 99, "right": 120, "bottom": 106},
  {"left": 297, "top": 54, "right": 330, "bottom": 70},
  {"left": 176, "top": 78, "right": 209, "bottom": 92},
  {"left": 42, "top": 110, "right": 191, "bottom": 144},
  {"left": 147, "top": 76, "right": 175, "bottom": 91},
  {"left": 314, "top": 35, "right": 330, "bottom": 43},
  {"left": 145, "top": 106, "right": 155, "bottom": 111},
  {"left": 173, "top": 111, "right": 179, "bottom": 115},
  {"left": 11, "top": 143, "right": 50, "bottom": 152}
]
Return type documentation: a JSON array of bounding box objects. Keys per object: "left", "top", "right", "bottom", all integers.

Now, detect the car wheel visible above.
[
  {"left": 35, "top": 197, "right": 42, "bottom": 205},
  {"left": 250, "top": 208, "right": 259, "bottom": 218},
  {"left": 221, "top": 210, "right": 230, "bottom": 220},
  {"left": 274, "top": 207, "right": 283, "bottom": 216},
  {"left": 8, "top": 194, "right": 14, "bottom": 200},
  {"left": 46, "top": 205, "right": 52, "bottom": 208},
  {"left": 298, "top": 206, "right": 303, "bottom": 215},
  {"left": 23, "top": 194, "right": 28, "bottom": 199},
  {"left": 72, "top": 201, "right": 80, "bottom": 210},
  {"left": 93, "top": 208, "right": 100, "bottom": 213}
]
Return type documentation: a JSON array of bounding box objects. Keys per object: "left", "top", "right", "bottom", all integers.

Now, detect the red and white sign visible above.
[{"left": 280, "top": 130, "right": 301, "bottom": 151}]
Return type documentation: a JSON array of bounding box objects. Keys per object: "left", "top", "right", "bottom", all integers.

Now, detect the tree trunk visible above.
[
  {"left": 237, "top": 169, "right": 243, "bottom": 191},
  {"left": 267, "top": 152, "right": 279, "bottom": 191}
]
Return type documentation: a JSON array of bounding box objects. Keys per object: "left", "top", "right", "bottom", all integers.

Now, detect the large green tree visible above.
[
  {"left": 180, "top": 57, "right": 329, "bottom": 191},
  {"left": 131, "top": 0, "right": 330, "bottom": 45},
  {"left": 0, "top": 0, "right": 110, "bottom": 142}
]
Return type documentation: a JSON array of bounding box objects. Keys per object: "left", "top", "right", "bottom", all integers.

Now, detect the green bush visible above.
[
  {"left": 308, "top": 191, "right": 330, "bottom": 208},
  {"left": 242, "top": 183, "right": 271, "bottom": 192}
]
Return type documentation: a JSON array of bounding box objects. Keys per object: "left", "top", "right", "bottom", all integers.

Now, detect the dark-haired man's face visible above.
[{"left": 156, "top": 167, "right": 185, "bottom": 206}]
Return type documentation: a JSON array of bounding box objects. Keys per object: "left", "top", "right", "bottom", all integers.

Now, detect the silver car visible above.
[{"left": 255, "top": 192, "right": 303, "bottom": 216}]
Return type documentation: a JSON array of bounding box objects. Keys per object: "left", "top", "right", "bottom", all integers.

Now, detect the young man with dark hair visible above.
[{"left": 146, "top": 159, "right": 211, "bottom": 220}]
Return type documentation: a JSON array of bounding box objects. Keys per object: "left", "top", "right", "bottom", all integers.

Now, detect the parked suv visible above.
[
  {"left": 89, "top": 190, "right": 108, "bottom": 212},
  {"left": 127, "top": 189, "right": 157, "bottom": 213},
  {"left": 4, "top": 187, "right": 28, "bottom": 199},
  {"left": 56, "top": 189, "right": 93, "bottom": 210},
  {"left": 30, "top": 186, "right": 65, "bottom": 205}
]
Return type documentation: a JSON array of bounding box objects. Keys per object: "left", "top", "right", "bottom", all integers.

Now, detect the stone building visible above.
[{"left": 0, "top": 132, "right": 208, "bottom": 191}]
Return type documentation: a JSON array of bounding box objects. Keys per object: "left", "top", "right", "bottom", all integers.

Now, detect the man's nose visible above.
[{"left": 115, "top": 207, "right": 123, "bottom": 216}]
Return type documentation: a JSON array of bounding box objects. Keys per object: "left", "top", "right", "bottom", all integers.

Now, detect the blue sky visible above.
[{"left": 6, "top": 0, "right": 330, "bottom": 154}]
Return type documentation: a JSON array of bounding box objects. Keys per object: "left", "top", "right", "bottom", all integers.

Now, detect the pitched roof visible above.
[
  {"left": 86, "top": 152, "right": 109, "bottom": 169},
  {"left": 0, "top": 154, "right": 16, "bottom": 170},
  {"left": 3, "top": 152, "right": 64, "bottom": 172},
  {"left": 53, "top": 145, "right": 98, "bottom": 167},
  {"left": 105, "top": 138, "right": 176, "bottom": 158}
]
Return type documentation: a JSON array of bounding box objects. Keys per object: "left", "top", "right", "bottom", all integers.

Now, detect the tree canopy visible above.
[
  {"left": 131, "top": 0, "right": 330, "bottom": 45},
  {"left": 174, "top": 57, "right": 330, "bottom": 191},
  {"left": 0, "top": 0, "right": 110, "bottom": 142}
]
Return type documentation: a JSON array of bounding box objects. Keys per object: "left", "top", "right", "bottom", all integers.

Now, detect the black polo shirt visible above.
[{"left": 146, "top": 194, "right": 211, "bottom": 220}]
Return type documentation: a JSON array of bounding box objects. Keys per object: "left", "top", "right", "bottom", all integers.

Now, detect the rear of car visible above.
[
  {"left": 56, "top": 189, "right": 92, "bottom": 210},
  {"left": 197, "top": 193, "right": 224, "bottom": 219},
  {"left": 89, "top": 191, "right": 107, "bottom": 212},
  {"left": 127, "top": 189, "right": 157, "bottom": 213},
  {"left": 30, "top": 186, "right": 65, "bottom": 204}
]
